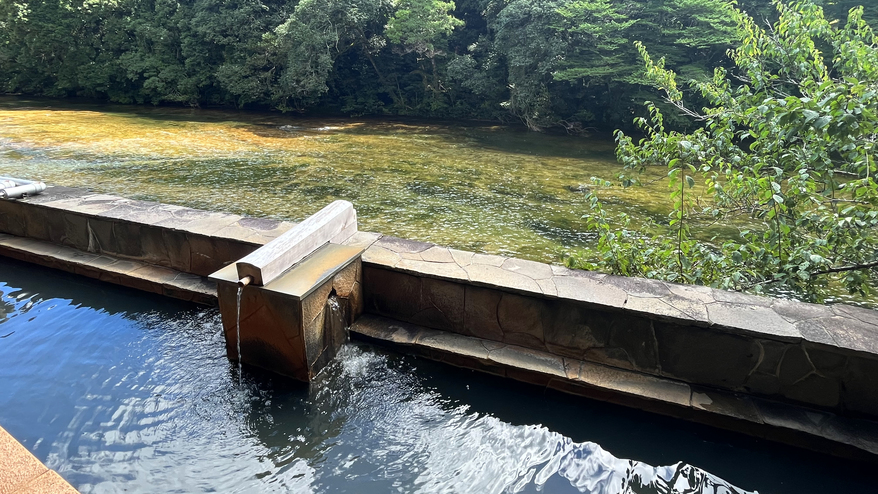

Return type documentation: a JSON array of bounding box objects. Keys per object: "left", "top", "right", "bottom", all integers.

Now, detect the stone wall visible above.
[
  {"left": 1, "top": 187, "right": 877, "bottom": 420},
  {"left": 360, "top": 236, "right": 878, "bottom": 420},
  {"left": 0, "top": 187, "right": 292, "bottom": 277}
]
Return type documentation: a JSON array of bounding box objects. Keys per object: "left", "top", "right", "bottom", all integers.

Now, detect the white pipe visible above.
[
  {"left": 0, "top": 180, "right": 17, "bottom": 190},
  {"left": 0, "top": 182, "right": 47, "bottom": 199}
]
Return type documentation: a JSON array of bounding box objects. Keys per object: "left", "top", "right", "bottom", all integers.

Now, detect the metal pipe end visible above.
[{"left": 238, "top": 276, "right": 253, "bottom": 287}]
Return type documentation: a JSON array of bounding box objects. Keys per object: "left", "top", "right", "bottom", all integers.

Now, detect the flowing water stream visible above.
[{"left": 0, "top": 257, "right": 874, "bottom": 493}]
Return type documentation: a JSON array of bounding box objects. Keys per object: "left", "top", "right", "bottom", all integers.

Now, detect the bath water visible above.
[{"left": 0, "top": 257, "right": 873, "bottom": 493}]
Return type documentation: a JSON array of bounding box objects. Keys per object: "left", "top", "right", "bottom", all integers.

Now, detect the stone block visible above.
[
  {"left": 486, "top": 345, "right": 566, "bottom": 379},
  {"left": 781, "top": 373, "right": 840, "bottom": 409},
  {"left": 161, "top": 229, "right": 192, "bottom": 272},
  {"left": 463, "top": 286, "right": 504, "bottom": 341},
  {"left": 411, "top": 277, "right": 465, "bottom": 333},
  {"left": 744, "top": 373, "right": 781, "bottom": 396},
  {"left": 332, "top": 260, "right": 359, "bottom": 298},
  {"left": 0, "top": 200, "right": 28, "bottom": 237},
  {"left": 304, "top": 304, "right": 327, "bottom": 367},
  {"left": 464, "top": 263, "right": 541, "bottom": 293},
  {"left": 139, "top": 224, "right": 171, "bottom": 267},
  {"left": 842, "top": 356, "right": 878, "bottom": 417},
  {"left": 805, "top": 345, "right": 847, "bottom": 378},
  {"left": 577, "top": 359, "right": 691, "bottom": 407},
  {"left": 755, "top": 340, "right": 788, "bottom": 375},
  {"left": 112, "top": 220, "right": 144, "bottom": 259},
  {"left": 189, "top": 234, "right": 253, "bottom": 276},
  {"left": 81, "top": 217, "right": 115, "bottom": 254},
  {"left": 751, "top": 397, "right": 830, "bottom": 436},
  {"left": 303, "top": 282, "right": 334, "bottom": 327},
  {"left": 542, "top": 303, "right": 610, "bottom": 360},
  {"left": 348, "top": 281, "right": 364, "bottom": 320},
  {"left": 778, "top": 346, "right": 814, "bottom": 386},
  {"left": 654, "top": 322, "right": 760, "bottom": 389},
  {"left": 419, "top": 330, "right": 490, "bottom": 360},
  {"left": 497, "top": 292, "right": 546, "bottom": 347},
  {"left": 819, "top": 313, "right": 878, "bottom": 355},
  {"left": 210, "top": 243, "right": 363, "bottom": 382},
  {"left": 553, "top": 274, "right": 627, "bottom": 309},
  {"left": 22, "top": 206, "right": 52, "bottom": 243},
  {"left": 607, "top": 317, "right": 658, "bottom": 372},
  {"left": 706, "top": 302, "right": 800, "bottom": 340},
  {"left": 500, "top": 257, "right": 553, "bottom": 280},
  {"left": 364, "top": 267, "right": 422, "bottom": 319},
  {"left": 690, "top": 386, "right": 763, "bottom": 423}
]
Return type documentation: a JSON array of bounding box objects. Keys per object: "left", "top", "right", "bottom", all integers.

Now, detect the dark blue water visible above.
[{"left": 0, "top": 257, "right": 873, "bottom": 493}]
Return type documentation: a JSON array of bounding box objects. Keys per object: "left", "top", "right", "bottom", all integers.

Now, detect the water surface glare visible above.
[{"left": 0, "top": 259, "right": 874, "bottom": 493}]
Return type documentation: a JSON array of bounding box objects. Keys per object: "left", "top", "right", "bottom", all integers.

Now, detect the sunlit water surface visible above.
[
  {"left": 0, "top": 259, "right": 874, "bottom": 493},
  {"left": 0, "top": 96, "right": 679, "bottom": 263}
]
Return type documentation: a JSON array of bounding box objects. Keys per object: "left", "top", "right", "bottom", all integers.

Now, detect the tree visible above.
[
  {"left": 385, "top": 0, "right": 463, "bottom": 108},
  {"left": 570, "top": 0, "right": 878, "bottom": 303}
]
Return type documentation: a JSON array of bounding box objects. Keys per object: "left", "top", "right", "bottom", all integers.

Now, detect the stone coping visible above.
[
  {"left": 352, "top": 314, "right": 878, "bottom": 461},
  {"left": 356, "top": 235, "right": 878, "bottom": 359},
  {"left": 18, "top": 186, "right": 295, "bottom": 246},
  {"left": 0, "top": 234, "right": 216, "bottom": 305},
  {"left": 0, "top": 425, "right": 79, "bottom": 494},
  {"left": 210, "top": 244, "right": 363, "bottom": 300}
]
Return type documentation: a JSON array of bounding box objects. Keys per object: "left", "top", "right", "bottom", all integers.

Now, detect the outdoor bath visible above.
[{"left": 2, "top": 98, "right": 878, "bottom": 493}]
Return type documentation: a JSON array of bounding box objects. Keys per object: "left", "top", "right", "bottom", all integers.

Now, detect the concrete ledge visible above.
[
  {"left": 358, "top": 235, "right": 878, "bottom": 419},
  {"left": 0, "top": 425, "right": 78, "bottom": 494},
  {"left": 0, "top": 233, "right": 216, "bottom": 305},
  {"left": 352, "top": 314, "right": 878, "bottom": 461},
  {"left": 0, "top": 186, "right": 294, "bottom": 277}
]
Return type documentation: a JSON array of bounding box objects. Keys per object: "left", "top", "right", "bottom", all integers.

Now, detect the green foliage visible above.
[
  {"left": 570, "top": 0, "right": 878, "bottom": 302},
  {"left": 0, "top": 0, "right": 751, "bottom": 129}
]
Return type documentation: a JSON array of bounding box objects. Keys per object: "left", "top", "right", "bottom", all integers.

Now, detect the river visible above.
[{"left": 0, "top": 96, "right": 674, "bottom": 262}]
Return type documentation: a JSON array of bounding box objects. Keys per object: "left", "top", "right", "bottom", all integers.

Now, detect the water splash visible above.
[{"left": 236, "top": 285, "right": 243, "bottom": 385}]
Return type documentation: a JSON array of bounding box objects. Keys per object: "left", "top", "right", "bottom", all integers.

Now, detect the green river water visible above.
[{"left": 0, "top": 96, "right": 674, "bottom": 263}]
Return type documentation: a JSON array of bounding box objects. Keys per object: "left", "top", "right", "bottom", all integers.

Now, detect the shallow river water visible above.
[
  {"left": 0, "top": 258, "right": 874, "bottom": 493},
  {"left": 0, "top": 96, "right": 676, "bottom": 263}
]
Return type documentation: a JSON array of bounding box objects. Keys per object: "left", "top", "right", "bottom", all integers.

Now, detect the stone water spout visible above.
[{"left": 209, "top": 201, "right": 363, "bottom": 381}]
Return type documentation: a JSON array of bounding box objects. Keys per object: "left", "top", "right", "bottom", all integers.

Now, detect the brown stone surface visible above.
[
  {"left": 654, "top": 322, "right": 760, "bottom": 388},
  {"left": 363, "top": 266, "right": 465, "bottom": 334},
  {"left": 210, "top": 243, "right": 363, "bottom": 381},
  {"left": 0, "top": 234, "right": 216, "bottom": 305},
  {"left": 0, "top": 425, "right": 78, "bottom": 494}
]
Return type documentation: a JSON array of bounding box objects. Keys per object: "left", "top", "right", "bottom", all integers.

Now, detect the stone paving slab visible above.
[
  {"left": 0, "top": 425, "right": 78, "bottom": 494},
  {"left": 351, "top": 314, "right": 878, "bottom": 461},
  {"left": 0, "top": 234, "right": 216, "bottom": 305}
]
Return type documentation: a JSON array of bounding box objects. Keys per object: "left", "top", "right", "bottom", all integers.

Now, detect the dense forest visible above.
[{"left": 0, "top": 0, "right": 874, "bottom": 131}]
